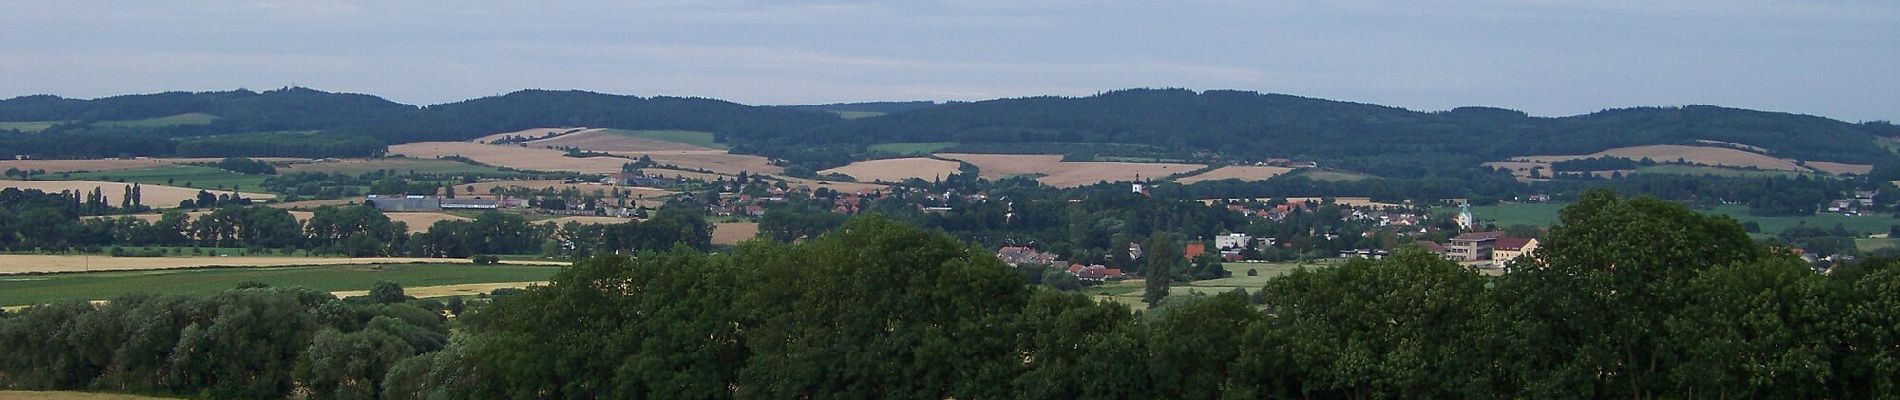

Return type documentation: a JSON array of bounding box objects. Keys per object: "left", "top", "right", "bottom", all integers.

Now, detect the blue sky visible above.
[{"left": 2, "top": 1, "right": 1895, "bottom": 121}]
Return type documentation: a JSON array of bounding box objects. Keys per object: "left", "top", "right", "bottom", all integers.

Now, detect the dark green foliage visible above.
[
  {"left": 1550, "top": 156, "right": 1639, "bottom": 172},
  {"left": 1142, "top": 233, "right": 1181, "bottom": 306}
]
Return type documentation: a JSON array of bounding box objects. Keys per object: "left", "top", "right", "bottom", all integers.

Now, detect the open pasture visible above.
[
  {"left": 0, "top": 263, "right": 560, "bottom": 307},
  {"left": 1176, "top": 166, "right": 1296, "bottom": 183},
  {"left": 1, "top": 180, "right": 273, "bottom": 207},
  {"left": 59, "top": 165, "right": 267, "bottom": 190},
  {"left": 818, "top": 157, "right": 962, "bottom": 183},
  {"left": 938, "top": 153, "right": 1203, "bottom": 188}
]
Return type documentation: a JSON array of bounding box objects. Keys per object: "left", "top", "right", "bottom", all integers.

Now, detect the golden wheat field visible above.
[
  {"left": 388, "top": 142, "right": 628, "bottom": 174},
  {"left": 1513, "top": 145, "right": 1813, "bottom": 171},
  {"left": 713, "top": 221, "right": 761, "bottom": 246},
  {"left": 473, "top": 127, "right": 588, "bottom": 143},
  {"left": 0, "top": 158, "right": 304, "bottom": 174},
  {"left": 525, "top": 128, "right": 709, "bottom": 152},
  {"left": 1, "top": 180, "right": 274, "bottom": 207}
]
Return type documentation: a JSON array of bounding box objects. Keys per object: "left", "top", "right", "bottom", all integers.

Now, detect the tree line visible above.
[{"left": 3, "top": 190, "right": 1898, "bottom": 398}]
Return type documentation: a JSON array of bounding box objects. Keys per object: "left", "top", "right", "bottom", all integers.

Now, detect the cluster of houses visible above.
[
  {"left": 1825, "top": 190, "right": 1878, "bottom": 215},
  {"left": 996, "top": 245, "right": 1129, "bottom": 282}
]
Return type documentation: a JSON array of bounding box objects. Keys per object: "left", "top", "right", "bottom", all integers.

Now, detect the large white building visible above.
[{"left": 1215, "top": 233, "right": 1252, "bottom": 250}]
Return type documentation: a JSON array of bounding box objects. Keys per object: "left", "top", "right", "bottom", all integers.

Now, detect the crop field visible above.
[
  {"left": 1176, "top": 166, "right": 1296, "bottom": 183},
  {"left": 0, "top": 158, "right": 230, "bottom": 174},
  {"left": 0, "top": 121, "right": 66, "bottom": 133},
  {"left": 1, "top": 180, "right": 274, "bottom": 207},
  {"left": 522, "top": 128, "right": 715, "bottom": 152},
  {"left": 818, "top": 157, "right": 962, "bottom": 183},
  {"left": 713, "top": 221, "right": 760, "bottom": 245},
  {"left": 1807, "top": 161, "right": 1874, "bottom": 175},
  {"left": 867, "top": 142, "right": 957, "bottom": 155},
  {"left": 107, "top": 211, "right": 464, "bottom": 233},
  {"left": 91, "top": 113, "right": 219, "bottom": 128},
  {"left": 1510, "top": 144, "right": 1869, "bottom": 175},
  {"left": 938, "top": 153, "right": 1204, "bottom": 188},
  {"left": 57, "top": 165, "right": 268, "bottom": 190},
  {"left": 388, "top": 142, "right": 628, "bottom": 174},
  {"left": 1468, "top": 202, "right": 1900, "bottom": 236},
  {"left": 0, "top": 263, "right": 560, "bottom": 307},
  {"left": 280, "top": 157, "right": 506, "bottom": 176}
]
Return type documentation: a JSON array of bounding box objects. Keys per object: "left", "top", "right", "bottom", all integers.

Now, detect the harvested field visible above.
[
  {"left": 474, "top": 127, "right": 586, "bottom": 143},
  {"left": 714, "top": 221, "right": 760, "bottom": 245},
  {"left": 1176, "top": 166, "right": 1296, "bottom": 183},
  {"left": 388, "top": 142, "right": 628, "bottom": 174},
  {"left": 938, "top": 153, "right": 1204, "bottom": 188},
  {"left": 1, "top": 180, "right": 274, "bottom": 207},
  {"left": 819, "top": 158, "right": 961, "bottom": 183},
  {"left": 386, "top": 212, "right": 472, "bottom": 232},
  {"left": 525, "top": 128, "right": 711, "bottom": 152},
  {"left": 1513, "top": 145, "right": 1808, "bottom": 171},
  {"left": 1807, "top": 161, "right": 1874, "bottom": 175},
  {"left": 332, "top": 281, "right": 545, "bottom": 299},
  {"left": 0, "top": 255, "right": 542, "bottom": 275}
]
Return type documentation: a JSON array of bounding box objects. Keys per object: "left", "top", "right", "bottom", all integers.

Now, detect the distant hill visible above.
[{"left": 3, "top": 87, "right": 1894, "bottom": 178}]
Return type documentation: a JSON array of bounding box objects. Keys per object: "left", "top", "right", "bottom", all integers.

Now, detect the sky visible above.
[{"left": 1, "top": 1, "right": 1895, "bottom": 121}]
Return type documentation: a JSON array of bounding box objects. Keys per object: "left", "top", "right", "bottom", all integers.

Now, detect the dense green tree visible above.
[
  {"left": 1142, "top": 233, "right": 1182, "bottom": 306},
  {"left": 295, "top": 328, "right": 415, "bottom": 400}
]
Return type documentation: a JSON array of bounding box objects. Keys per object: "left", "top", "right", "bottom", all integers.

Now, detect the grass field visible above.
[
  {"left": 608, "top": 129, "right": 728, "bottom": 150},
  {"left": 867, "top": 142, "right": 957, "bottom": 155},
  {"left": 1469, "top": 202, "right": 1900, "bottom": 236},
  {"left": 91, "top": 113, "right": 219, "bottom": 128},
  {"left": 1176, "top": 166, "right": 1296, "bottom": 183},
  {"left": 1633, "top": 164, "right": 1812, "bottom": 179},
  {"left": 58, "top": 165, "right": 268, "bottom": 191},
  {"left": 938, "top": 153, "right": 1203, "bottom": 188},
  {"left": 1082, "top": 261, "right": 1317, "bottom": 310},
  {"left": 0, "top": 263, "right": 559, "bottom": 307},
  {"left": 818, "top": 157, "right": 961, "bottom": 182},
  {"left": 1293, "top": 169, "right": 1374, "bottom": 182},
  {"left": 0, "top": 121, "right": 67, "bottom": 133},
  {"left": 281, "top": 158, "right": 506, "bottom": 176},
  {"left": 1856, "top": 238, "right": 1899, "bottom": 253}
]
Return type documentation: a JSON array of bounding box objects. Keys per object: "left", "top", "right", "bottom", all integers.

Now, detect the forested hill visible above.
[
  {"left": 3, "top": 87, "right": 1895, "bottom": 175},
  {"left": 799, "top": 89, "right": 1900, "bottom": 173}
]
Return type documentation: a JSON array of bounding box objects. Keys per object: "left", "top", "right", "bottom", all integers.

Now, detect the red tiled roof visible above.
[{"left": 1185, "top": 243, "right": 1206, "bottom": 259}]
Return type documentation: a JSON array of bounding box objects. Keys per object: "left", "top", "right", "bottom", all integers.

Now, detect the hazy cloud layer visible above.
[{"left": 2, "top": 1, "right": 1894, "bottom": 121}]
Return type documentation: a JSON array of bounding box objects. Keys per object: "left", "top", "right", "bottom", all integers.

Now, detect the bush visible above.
[{"left": 1247, "top": 268, "right": 1258, "bottom": 277}]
